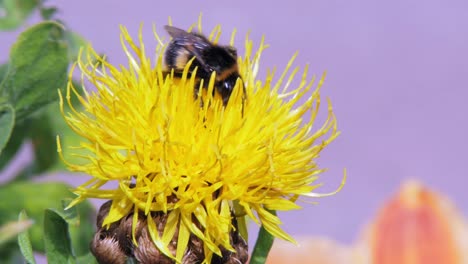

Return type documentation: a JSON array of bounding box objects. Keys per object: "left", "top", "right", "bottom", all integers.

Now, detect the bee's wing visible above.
[
  {"left": 164, "top": 25, "right": 192, "bottom": 39},
  {"left": 164, "top": 25, "right": 211, "bottom": 67}
]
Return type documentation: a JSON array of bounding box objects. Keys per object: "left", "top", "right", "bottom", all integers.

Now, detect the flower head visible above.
[{"left": 58, "top": 23, "right": 342, "bottom": 263}]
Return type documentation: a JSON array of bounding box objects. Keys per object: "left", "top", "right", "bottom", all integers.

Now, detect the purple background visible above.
[{"left": 2, "top": 0, "right": 468, "bottom": 246}]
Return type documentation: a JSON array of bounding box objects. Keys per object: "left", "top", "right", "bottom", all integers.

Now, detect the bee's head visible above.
[
  {"left": 215, "top": 73, "right": 243, "bottom": 106},
  {"left": 219, "top": 74, "right": 239, "bottom": 90},
  {"left": 224, "top": 46, "right": 238, "bottom": 58}
]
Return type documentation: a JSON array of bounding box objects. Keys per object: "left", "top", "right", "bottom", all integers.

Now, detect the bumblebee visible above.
[{"left": 164, "top": 25, "right": 244, "bottom": 106}]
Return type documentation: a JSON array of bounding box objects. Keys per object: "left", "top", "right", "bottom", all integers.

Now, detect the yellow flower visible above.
[{"left": 58, "top": 23, "right": 343, "bottom": 263}]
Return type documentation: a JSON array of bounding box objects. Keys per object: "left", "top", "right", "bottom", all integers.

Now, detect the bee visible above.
[{"left": 163, "top": 25, "right": 245, "bottom": 106}]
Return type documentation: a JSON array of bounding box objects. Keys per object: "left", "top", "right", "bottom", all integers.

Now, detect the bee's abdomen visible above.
[{"left": 164, "top": 42, "right": 190, "bottom": 70}]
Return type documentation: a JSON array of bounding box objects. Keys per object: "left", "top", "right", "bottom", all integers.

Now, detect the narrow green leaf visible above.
[
  {"left": 0, "top": 0, "right": 39, "bottom": 31},
  {"left": 0, "top": 218, "right": 33, "bottom": 245},
  {"left": 0, "top": 102, "right": 15, "bottom": 154},
  {"left": 0, "top": 182, "right": 95, "bottom": 255},
  {"left": 18, "top": 210, "right": 36, "bottom": 264},
  {"left": 250, "top": 210, "right": 277, "bottom": 264},
  {"left": 68, "top": 202, "right": 96, "bottom": 258},
  {"left": 39, "top": 6, "right": 58, "bottom": 20},
  {"left": 43, "top": 209, "right": 76, "bottom": 264},
  {"left": 1, "top": 21, "right": 68, "bottom": 120},
  {"left": 0, "top": 116, "right": 28, "bottom": 171}
]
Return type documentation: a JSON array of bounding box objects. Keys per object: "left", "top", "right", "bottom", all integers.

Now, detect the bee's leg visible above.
[
  {"left": 171, "top": 71, "right": 184, "bottom": 79},
  {"left": 162, "top": 69, "right": 185, "bottom": 82},
  {"left": 193, "top": 80, "right": 200, "bottom": 100},
  {"left": 241, "top": 85, "right": 247, "bottom": 117},
  {"left": 194, "top": 79, "right": 205, "bottom": 107},
  {"left": 217, "top": 85, "right": 244, "bottom": 107},
  {"left": 216, "top": 86, "right": 231, "bottom": 106}
]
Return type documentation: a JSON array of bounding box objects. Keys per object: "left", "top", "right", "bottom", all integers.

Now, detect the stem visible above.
[{"left": 250, "top": 210, "right": 276, "bottom": 264}]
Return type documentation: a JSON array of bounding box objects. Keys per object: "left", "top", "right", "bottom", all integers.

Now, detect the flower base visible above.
[{"left": 91, "top": 201, "right": 249, "bottom": 264}]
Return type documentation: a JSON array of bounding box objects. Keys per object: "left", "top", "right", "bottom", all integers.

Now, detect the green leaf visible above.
[
  {"left": 76, "top": 253, "right": 98, "bottom": 264},
  {"left": 250, "top": 210, "right": 277, "bottom": 264},
  {"left": 43, "top": 209, "right": 75, "bottom": 264},
  {"left": 45, "top": 100, "right": 88, "bottom": 171},
  {"left": 65, "top": 31, "right": 89, "bottom": 62},
  {"left": 1, "top": 104, "right": 62, "bottom": 175},
  {"left": 0, "top": 21, "right": 69, "bottom": 121},
  {"left": 39, "top": 6, "right": 57, "bottom": 20},
  {"left": 4, "top": 112, "right": 57, "bottom": 180},
  {"left": 29, "top": 112, "right": 57, "bottom": 173},
  {"left": 0, "top": 0, "right": 39, "bottom": 31},
  {"left": 0, "top": 182, "right": 96, "bottom": 255},
  {"left": 52, "top": 199, "right": 80, "bottom": 226},
  {"left": 18, "top": 210, "right": 36, "bottom": 264},
  {"left": 0, "top": 63, "right": 9, "bottom": 82},
  {"left": 0, "top": 218, "right": 33, "bottom": 245},
  {"left": 0, "top": 102, "right": 15, "bottom": 154},
  {"left": 11, "top": 89, "right": 84, "bottom": 177},
  {"left": 0, "top": 130, "right": 24, "bottom": 172}
]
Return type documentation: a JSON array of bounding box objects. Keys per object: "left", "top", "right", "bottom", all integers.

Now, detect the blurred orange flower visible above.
[
  {"left": 358, "top": 180, "right": 468, "bottom": 264},
  {"left": 265, "top": 181, "right": 468, "bottom": 264}
]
